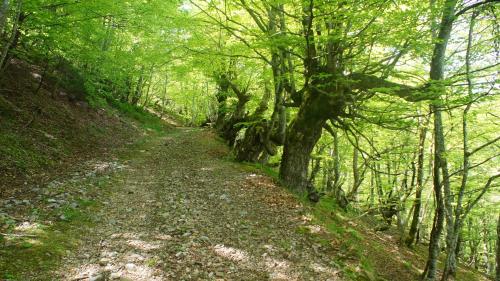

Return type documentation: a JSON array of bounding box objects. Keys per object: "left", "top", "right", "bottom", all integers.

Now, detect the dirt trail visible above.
[{"left": 53, "top": 128, "right": 341, "bottom": 281}]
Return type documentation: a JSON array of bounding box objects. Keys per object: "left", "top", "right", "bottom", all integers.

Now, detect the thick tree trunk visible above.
[
  {"left": 215, "top": 81, "right": 229, "bottom": 131},
  {"left": 220, "top": 95, "right": 249, "bottom": 145},
  {"left": 234, "top": 120, "right": 270, "bottom": 162},
  {"left": 279, "top": 93, "right": 329, "bottom": 193},
  {"left": 234, "top": 88, "right": 271, "bottom": 162},
  {"left": 234, "top": 71, "right": 277, "bottom": 162}
]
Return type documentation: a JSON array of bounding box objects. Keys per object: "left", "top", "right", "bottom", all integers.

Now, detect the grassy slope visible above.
[{"left": 0, "top": 59, "right": 165, "bottom": 198}]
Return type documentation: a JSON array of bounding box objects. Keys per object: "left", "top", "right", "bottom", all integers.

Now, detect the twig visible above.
[
  {"left": 1, "top": 233, "right": 37, "bottom": 238},
  {"left": 71, "top": 276, "right": 89, "bottom": 281}
]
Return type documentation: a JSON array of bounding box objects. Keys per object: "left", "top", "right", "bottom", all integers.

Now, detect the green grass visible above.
[
  {"left": 107, "top": 99, "right": 166, "bottom": 132},
  {"left": 0, "top": 132, "right": 52, "bottom": 171},
  {"left": 0, "top": 207, "right": 96, "bottom": 280},
  {"left": 0, "top": 174, "right": 109, "bottom": 280}
]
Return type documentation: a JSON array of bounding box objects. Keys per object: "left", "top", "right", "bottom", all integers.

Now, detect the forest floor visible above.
[{"left": 2, "top": 127, "right": 351, "bottom": 280}]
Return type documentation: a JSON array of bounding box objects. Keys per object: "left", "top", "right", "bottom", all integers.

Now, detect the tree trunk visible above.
[
  {"left": 131, "top": 73, "right": 144, "bottom": 106},
  {"left": 422, "top": 0, "right": 457, "bottom": 280},
  {"left": 141, "top": 66, "right": 155, "bottom": 108},
  {"left": 495, "top": 214, "right": 499, "bottom": 281},
  {"left": 279, "top": 93, "right": 328, "bottom": 193},
  {"left": 0, "top": 0, "right": 9, "bottom": 35},
  {"left": 309, "top": 144, "right": 326, "bottom": 185},
  {"left": 329, "top": 127, "right": 342, "bottom": 193},
  {"left": 0, "top": 1, "right": 23, "bottom": 74},
  {"left": 442, "top": 11, "right": 478, "bottom": 280},
  {"left": 122, "top": 77, "right": 132, "bottom": 103},
  {"left": 406, "top": 118, "right": 428, "bottom": 246},
  {"left": 348, "top": 147, "right": 361, "bottom": 200},
  {"left": 234, "top": 120, "right": 270, "bottom": 162},
  {"left": 234, "top": 71, "right": 275, "bottom": 162},
  {"left": 214, "top": 74, "right": 230, "bottom": 131},
  {"left": 220, "top": 95, "right": 248, "bottom": 145}
]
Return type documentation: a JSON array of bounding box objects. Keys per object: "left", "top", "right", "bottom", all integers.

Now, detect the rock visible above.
[
  {"left": 76, "top": 101, "right": 89, "bottom": 109},
  {"left": 128, "top": 253, "right": 144, "bottom": 261},
  {"left": 48, "top": 203, "right": 60, "bottom": 209},
  {"left": 99, "top": 258, "right": 109, "bottom": 266},
  {"left": 104, "top": 251, "right": 118, "bottom": 257},
  {"left": 43, "top": 132, "right": 57, "bottom": 140},
  {"left": 198, "top": 236, "right": 210, "bottom": 243},
  {"left": 125, "top": 263, "right": 136, "bottom": 272},
  {"left": 110, "top": 272, "right": 122, "bottom": 279},
  {"left": 219, "top": 194, "right": 230, "bottom": 201},
  {"left": 89, "top": 273, "right": 105, "bottom": 281},
  {"left": 175, "top": 252, "right": 185, "bottom": 258}
]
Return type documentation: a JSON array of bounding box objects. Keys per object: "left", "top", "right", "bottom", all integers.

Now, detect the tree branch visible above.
[
  {"left": 463, "top": 173, "right": 500, "bottom": 218},
  {"left": 468, "top": 135, "right": 500, "bottom": 156},
  {"left": 347, "top": 73, "right": 435, "bottom": 102},
  {"left": 454, "top": 0, "right": 498, "bottom": 19}
]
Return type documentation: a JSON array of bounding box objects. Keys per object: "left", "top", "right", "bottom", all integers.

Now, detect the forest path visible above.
[{"left": 55, "top": 127, "right": 342, "bottom": 281}]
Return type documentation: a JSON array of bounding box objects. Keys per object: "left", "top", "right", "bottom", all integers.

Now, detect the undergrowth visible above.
[{"left": 89, "top": 90, "right": 166, "bottom": 132}]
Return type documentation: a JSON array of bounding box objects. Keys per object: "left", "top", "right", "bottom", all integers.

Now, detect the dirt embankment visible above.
[{"left": 0, "top": 59, "right": 143, "bottom": 201}]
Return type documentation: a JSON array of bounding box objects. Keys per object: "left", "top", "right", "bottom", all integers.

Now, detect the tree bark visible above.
[
  {"left": 0, "top": 0, "right": 8, "bottom": 35},
  {"left": 219, "top": 78, "right": 250, "bottom": 145},
  {"left": 441, "top": 11, "right": 477, "bottom": 280},
  {"left": 130, "top": 70, "right": 144, "bottom": 106},
  {"left": 495, "top": 214, "right": 499, "bottom": 281},
  {"left": 422, "top": 0, "right": 457, "bottom": 280},
  {"left": 406, "top": 116, "right": 429, "bottom": 247},
  {"left": 214, "top": 73, "right": 230, "bottom": 131},
  {"left": 0, "top": 0, "right": 22, "bottom": 74},
  {"left": 279, "top": 92, "right": 328, "bottom": 193},
  {"left": 348, "top": 147, "right": 361, "bottom": 201}
]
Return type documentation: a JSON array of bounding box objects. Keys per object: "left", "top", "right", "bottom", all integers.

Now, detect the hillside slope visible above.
[{"left": 0, "top": 59, "right": 164, "bottom": 199}]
